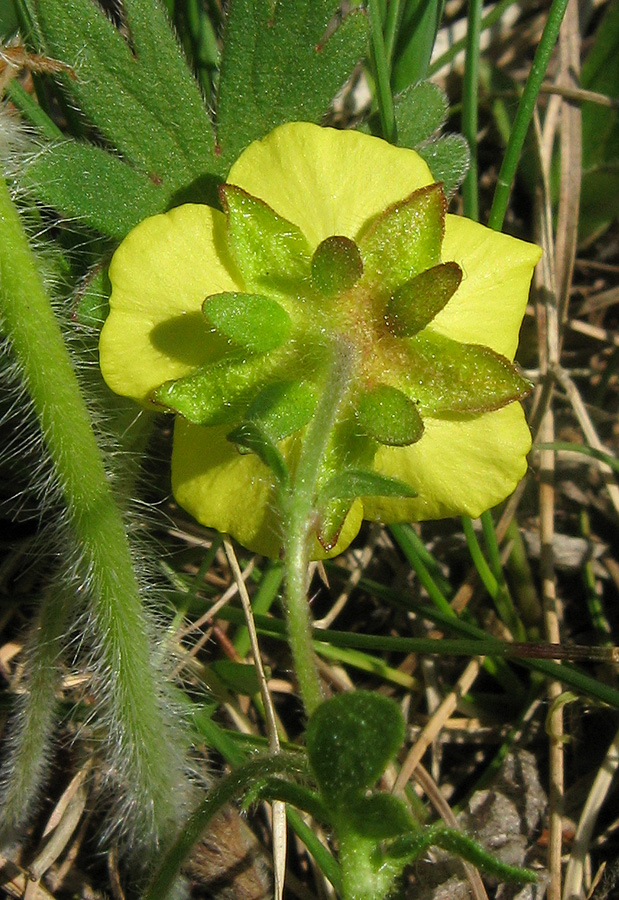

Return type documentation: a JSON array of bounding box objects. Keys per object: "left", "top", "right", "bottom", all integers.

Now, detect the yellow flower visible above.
[{"left": 99, "top": 122, "right": 541, "bottom": 557}]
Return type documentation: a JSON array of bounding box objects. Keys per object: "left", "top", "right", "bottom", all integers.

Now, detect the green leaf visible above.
[
  {"left": 247, "top": 380, "right": 318, "bottom": 442},
  {"left": 579, "top": 0, "right": 619, "bottom": 239},
  {"left": 318, "top": 469, "right": 417, "bottom": 504},
  {"left": 33, "top": 0, "right": 219, "bottom": 195},
  {"left": 214, "top": 0, "right": 368, "bottom": 166},
  {"left": 356, "top": 385, "right": 424, "bottom": 446},
  {"left": 305, "top": 692, "right": 405, "bottom": 804},
  {"left": 226, "top": 420, "right": 289, "bottom": 486},
  {"left": 346, "top": 794, "right": 415, "bottom": 841},
  {"left": 391, "top": 0, "right": 446, "bottom": 91},
  {"left": 418, "top": 134, "right": 470, "bottom": 197},
  {"left": 221, "top": 185, "right": 312, "bottom": 292},
  {"left": 152, "top": 353, "right": 280, "bottom": 425},
  {"left": 203, "top": 292, "right": 292, "bottom": 352},
  {"left": 22, "top": 141, "right": 167, "bottom": 239},
  {"left": 210, "top": 660, "right": 262, "bottom": 696},
  {"left": 408, "top": 333, "right": 532, "bottom": 414},
  {"left": 311, "top": 236, "right": 363, "bottom": 295},
  {"left": 395, "top": 81, "right": 448, "bottom": 147},
  {"left": 385, "top": 262, "right": 462, "bottom": 336},
  {"left": 358, "top": 183, "right": 446, "bottom": 295}
]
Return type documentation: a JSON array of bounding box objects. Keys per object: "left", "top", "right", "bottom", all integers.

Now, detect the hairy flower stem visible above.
[
  {"left": 0, "top": 176, "right": 184, "bottom": 847},
  {"left": 282, "top": 338, "right": 355, "bottom": 717}
]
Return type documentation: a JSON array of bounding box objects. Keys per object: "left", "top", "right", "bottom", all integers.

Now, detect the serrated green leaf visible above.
[
  {"left": 33, "top": 0, "right": 219, "bottom": 196},
  {"left": 247, "top": 381, "right": 318, "bottom": 442},
  {"left": 358, "top": 183, "right": 445, "bottom": 294},
  {"left": 215, "top": 0, "right": 368, "bottom": 165},
  {"left": 306, "top": 692, "right": 405, "bottom": 804},
  {"left": 226, "top": 420, "right": 289, "bottom": 486},
  {"left": 356, "top": 384, "right": 424, "bottom": 446},
  {"left": 418, "top": 134, "right": 470, "bottom": 197},
  {"left": 221, "top": 185, "right": 312, "bottom": 291},
  {"left": 409, "top": 332, "right": 532, "bottom": 414},
  {"left": 203, "top": 292, "right": 292, "bottom": 352},
  {"left": 318, "top": 469, "right": 417, "bottom": 504},
  {"left": 385, "top": 262, "right": 462, "bottom": 336},
  {"left": 22, "top": 141, "right": 167, "bottom": 239}
]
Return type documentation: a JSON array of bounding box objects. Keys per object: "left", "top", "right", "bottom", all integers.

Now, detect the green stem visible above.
[
  {"left": 0, "top": 177, "right": 185, "bottom": 847},
  {"left": 488, "top": 0, "right": 571, "bottom": 230},
  {"left": 0, "top": 582, "right": 71, "bottom": 837},
  {"left": 283, "top": 340, "right": 355, "bottom": 716},
  {"left": 368, "top": 0, "right": 397, "bottom": 144},
  {"left": 461, "top": 0, "right": 482, "bottom": 220}
]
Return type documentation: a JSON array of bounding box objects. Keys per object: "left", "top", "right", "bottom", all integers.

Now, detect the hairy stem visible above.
[
  {"left": 0, "top": 175, "right": 185, "bottom": 848},
  {"left": 283, "top": 339, "right": 355, "bottom": 717}
]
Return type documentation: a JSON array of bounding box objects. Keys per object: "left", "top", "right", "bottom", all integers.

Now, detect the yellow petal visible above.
[
  {"left": 430, "top": 216, "right": 542, "bottom": 359},
  {"left": 226, "top": 122, "right": 434, "bottom": 250},
  {"left": 363, "top": 404, "right": 531, "bottom": 523},
  {"left": 172, "top": 419, "right": 363, "bottom": 558},
  {"left": 100, "top": 204, "right": 240, "bottom": 403}
]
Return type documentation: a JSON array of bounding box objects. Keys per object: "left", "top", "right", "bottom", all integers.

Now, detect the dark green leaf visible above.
[
  {"left": 33, "top": 0, "right": 219, "bottom": 195},
  {"left": 22, "top": 141, "right": 167, "bottom": 239},
  {"left": 221, "top": 185, "right": 311, "bottom": 291},
  {"left": 385, "top": 262, "right": 462, "bottom": 336},
  {"left": 346, "top": 794, "right": 414, "bottom": 841},
  {"left": 358, "top": 183, "right": 445, "bottom": 295},
  {"left": 226, "top": 421, "right": 289, "bottom": 486},
  {"left": 215, "top": 0, "right": 368, "bottom": 165},
  {"left": 210, "top": 660, "right": 262, "bottom": 696},
  {"left": 203, "top": 292, "right": 292, "bottom": 352},
  {"left": 356, "top": 385, "right": 424, "bottom": 446},
  {"left": 391, "top": 0, "right": 446, "bottom": 91},
  {"left": 305, "top": 692, "right": 405, "bottom": 804}
]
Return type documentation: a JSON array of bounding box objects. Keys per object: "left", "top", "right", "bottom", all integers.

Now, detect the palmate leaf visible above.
[
  {"left": 21, "top": 142, "right": 167, "bottom": 240},
  {"left": 214, "top": 0, "right": 368, "bottom": 166},
  {"left": 23, "top": 0, "right": 221, "bottom": 236},
  {"left": 32, "top": 0, "right": 216, "bottom": 179}
]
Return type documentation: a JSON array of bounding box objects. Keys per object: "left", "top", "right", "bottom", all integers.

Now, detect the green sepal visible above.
[
  {"left": 311, "top": 236, "right": 363, "bottom": 295},
  {"left": 358, "top": 183, "right": 446, "bottom": 295},
  {"left": 385, "top": 262, "right": 462, "bottom": 337},
  {"left": 152, "top": 353, "right": 278, "bottom": 425},
  {"left": 226, "top": 421, "right": 289, "bottom": 487},
  {"left": 203, "top": 292, "right": 291, "bottom": 352},
  {"left": 305, "top": 691, "right": 405, "bottom": 806},
  {"left": 408, "top": 333, "right": 533, "bottom": 414},
  {"left": 318, "top": 469, "right": 417, "bottom": 505},
  {"left": 221, "top": 185, "right": 311, "bottom": 292},
  {"left": 356, "top": 385, "right": 424, "bottom": 446},
  {"left": 247, "top": 380, "right": 318, "bottom": 442}
]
